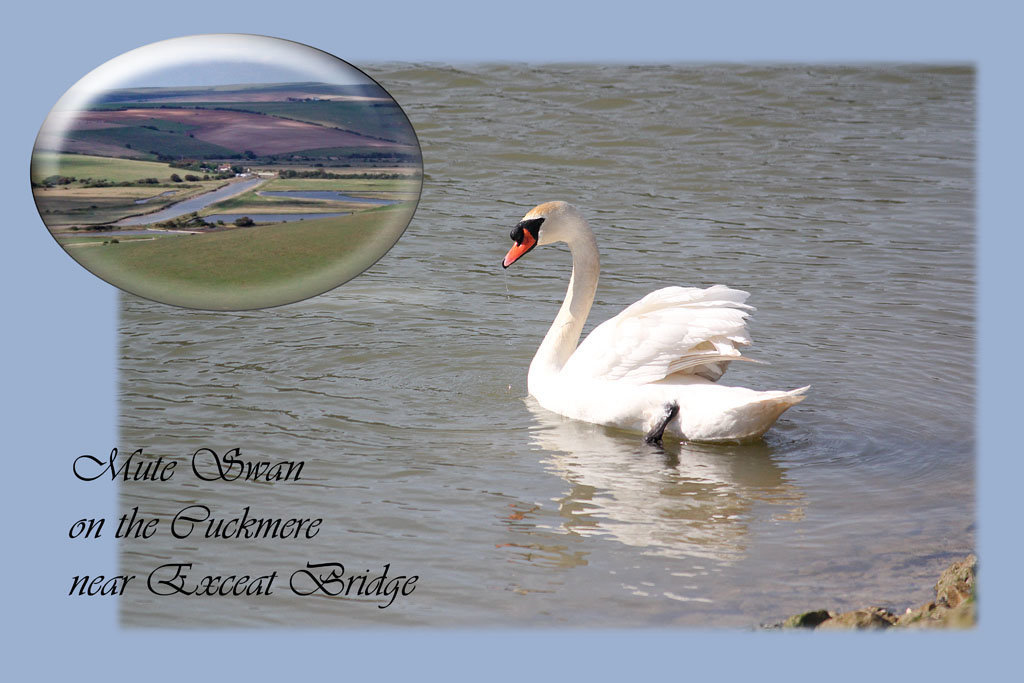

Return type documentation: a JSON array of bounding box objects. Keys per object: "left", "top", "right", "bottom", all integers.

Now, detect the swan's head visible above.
[{"left": 502, "top": 201, "right": 586, "bottom": 268}]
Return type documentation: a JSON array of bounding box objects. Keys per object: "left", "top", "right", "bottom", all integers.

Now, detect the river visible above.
[
  {"left": 118, "top": 64, "right": 974, "bottom": 628},
  {"left": 114, "top": 177, "right": 264, "bottom": 226}
]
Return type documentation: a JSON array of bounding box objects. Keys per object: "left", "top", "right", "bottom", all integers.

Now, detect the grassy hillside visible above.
[
  {"left": 31, "top": 153, "right": 176, "bottom": 183},
  {"left": 263, "top": 178, "right": 420, "bottom": 192},
  {"left": 213, "top": 101, "right": 416, "bottom": 143},
  {"left": 91, "top": 100, "right": 415, "bottom": 145},
  {"left": 69, "top": 203, "right": 415, "bottom": 309}
]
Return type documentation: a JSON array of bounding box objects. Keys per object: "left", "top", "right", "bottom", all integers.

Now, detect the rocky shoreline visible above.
[{"left": 770, "top": 555, "right": 976, "bottom": 630}]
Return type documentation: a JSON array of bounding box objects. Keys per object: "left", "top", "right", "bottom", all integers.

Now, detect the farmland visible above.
[
  {"left": 32, "top": 153, "right": 231, "bottom": 227},
  {"left": 263, "top": 177, "right": 421, "bottom": 194},
  {"left": 68, "top": 124, "right": 235, "bottom": 158},
  {"left": 69, "top": 203, "right": 416, "bottom": 309},
  {"left": 34, "top": 152, "right": 420, "bottom": 229},
  {"left": 177, "top": 101, "right": 416, "bottom": 144},
  {"left": 58, "top": 108, "right": 409, "bottom": 158},
  {"left": 35, "top": 81, "right": 422, "bottom": 308},
  {"left": 38, "top": 82, "right": 421, "bottom": 164},
  {"left": 91, "top": 99, "right": 416, "bottom": 146},
  {"left": 31, "top": 152, "right": 177, "bottom": 184}
]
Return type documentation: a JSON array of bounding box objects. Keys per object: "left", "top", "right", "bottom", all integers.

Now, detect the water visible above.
[
  {"left": 115, "top": 177, "right": 264, "bottom": 226},
  {"left": 118, "top": 64, "right": 974, "bottom": 628},
  {"left": 257, "top": 190, "right": 400, "bottom": 204}
]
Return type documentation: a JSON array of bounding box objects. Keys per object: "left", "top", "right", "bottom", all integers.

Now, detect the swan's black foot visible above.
[{"left": 644, "top": 402, "right": 679, "bottom": 445}]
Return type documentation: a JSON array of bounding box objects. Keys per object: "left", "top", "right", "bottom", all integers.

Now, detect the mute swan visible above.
[{"left": 502, "top": 201, "right": 808, "bottom": 444}]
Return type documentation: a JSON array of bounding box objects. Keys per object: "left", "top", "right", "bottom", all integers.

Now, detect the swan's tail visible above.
[
  {"left": 700, "top": 385, "right": 810, "bottom": 443},
  {"left": 743, "top": 385, "right": 809, "bottom": 440},
  {"left": 776, "top": 385, "right": 811, "bottom": 405}
]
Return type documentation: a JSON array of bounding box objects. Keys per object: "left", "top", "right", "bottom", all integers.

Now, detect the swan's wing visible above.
[{"left": 563, "top": 284, "right": 758, "bottom": 384}]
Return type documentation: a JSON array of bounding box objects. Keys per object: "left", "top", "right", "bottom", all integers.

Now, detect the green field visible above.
[
  {"left": 263, "top": 177, "right": 421, "bottom": 193},
  {"left": 31, "top": 153, "right": 177, "bottom": 184},
  {"left": 278, "top": 146, "right": 419, "bottom": 164},
  {"left": 217, "top": 101, "right": 416, "bottom": 144},
  {"left": 67, "top": 203, "right": 415, "bottom": 309},
  {"left": 57, "top": 234, "right": 176, "bottom": 246}
]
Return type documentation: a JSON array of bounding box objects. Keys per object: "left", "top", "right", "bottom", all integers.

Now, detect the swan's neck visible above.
[{"left": 529, "top": 226, "right": 599, "bottom": 388}]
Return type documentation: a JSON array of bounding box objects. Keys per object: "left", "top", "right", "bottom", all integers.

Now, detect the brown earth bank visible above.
[{"left": 769, "top": 555, "right": 977, "bottom": 630}]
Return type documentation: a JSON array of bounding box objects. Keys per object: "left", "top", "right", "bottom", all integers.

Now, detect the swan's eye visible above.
[{"left": 511, "top": 217, "right": 544, "bottom": 244}]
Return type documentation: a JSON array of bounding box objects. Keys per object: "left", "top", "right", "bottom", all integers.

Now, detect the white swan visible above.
[{"left": 502, "top": 201, "right": 808, "bottom": 443}]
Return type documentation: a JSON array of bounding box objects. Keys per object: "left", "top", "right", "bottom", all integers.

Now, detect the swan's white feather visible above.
[
  {"left": 511, "top": 201, "right": 807, "bottom": 442},
  {"left": 564, "top": 285, "right": 756, "bottom": 384}
]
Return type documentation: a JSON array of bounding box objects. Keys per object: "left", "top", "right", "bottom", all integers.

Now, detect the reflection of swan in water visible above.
[{"left": 525, "top": 399, "right": 804, "bottom": 566}]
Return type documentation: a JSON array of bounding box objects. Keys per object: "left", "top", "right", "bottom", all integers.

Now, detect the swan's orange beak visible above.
[
  {"left": 502, "top": 230, "right": 536, "bottom": 268},
  {"left": 503, "top": 217, "right": 544, "bottom": 269}
]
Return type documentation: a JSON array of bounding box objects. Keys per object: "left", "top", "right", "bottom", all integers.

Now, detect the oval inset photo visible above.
[{"left": 32, "top": 34, "right": 421, "bottom": 310}]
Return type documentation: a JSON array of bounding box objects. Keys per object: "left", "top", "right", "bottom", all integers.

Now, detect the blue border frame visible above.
[{"left": 4, "top": 1, "right": 1018, "bottom": 678}]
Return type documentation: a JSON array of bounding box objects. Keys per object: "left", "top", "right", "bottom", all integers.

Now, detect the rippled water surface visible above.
[{"left": 119, "top": 64, "right": 974, "bottom": 627}]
